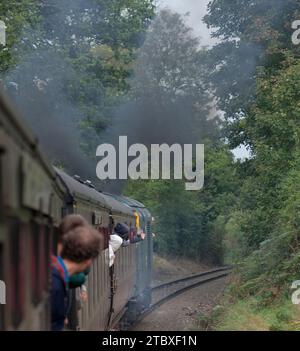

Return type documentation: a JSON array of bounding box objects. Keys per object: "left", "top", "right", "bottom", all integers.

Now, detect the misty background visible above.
[
  {"left": 159, "top": 0, "right": 248, "bottom": 160},
  {"left": 2, "top": 0, "right": 248, "bottom": 191}
]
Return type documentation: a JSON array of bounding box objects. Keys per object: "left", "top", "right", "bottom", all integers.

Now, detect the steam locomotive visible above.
[{"left": 0, "top": 91, "right": 153, "bottom": 330}]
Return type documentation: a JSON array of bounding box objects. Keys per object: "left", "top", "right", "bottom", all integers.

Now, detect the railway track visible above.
[{"left": 129, "top": 266, "right": 232, "bottom": 329}]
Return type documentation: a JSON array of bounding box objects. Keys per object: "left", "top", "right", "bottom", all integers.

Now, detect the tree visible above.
[
  {"left": 129, "top": 9, "right": 221, "bottom": 146},
  {"left": 122, "top": 10, "right": 238, "bottom": 264},
  {"left": 204, "top": 0, "right": 300, "bottom": 297},
  {"left": 0, "top": 1, "right": 41, "bottom": 73},
  {"left": 0, "top": 0, "right": 155, "bottom": 177},
  {"left": 204, "top": 0, "right": 300, "bottom": 149},
  {"left": 125, "top": 143, "right": 237, "bottom": 264}
]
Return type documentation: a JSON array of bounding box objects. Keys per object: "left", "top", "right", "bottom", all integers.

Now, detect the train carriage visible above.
[
  {"left": 54, "top": 170, "right": 151, "bottom": 331},
  {"left": 54, "top": 168, "right": 112, "bottom": 331},
  {"left": 100, "top": 193, "right": 137, "bottom": 329},
  {"left": 0, "top": 90, "right": 153, "bottom": 331},
  {"left": 0, "top": 92, "right": 65, "bottom": 331},
  {"left": 108, "top": 195, "right": 153, "bottom": 327}
]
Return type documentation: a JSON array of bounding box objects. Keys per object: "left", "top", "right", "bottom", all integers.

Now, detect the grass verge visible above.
[{"left": 202, "top": 291, "right": 300, "bottom": 331}]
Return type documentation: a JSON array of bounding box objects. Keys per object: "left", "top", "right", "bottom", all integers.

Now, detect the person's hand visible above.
[
  {"left": 80, "top": 285, "right": 88, "bottom": 302},
  {"left": 141, "top": 232, "right": 146, "bottom": 240},
  {"left": 122, "top": 239, "right": 130, "bottom": 247},
  {"left": 80, "top": 291, "right": 88, "bottom": 302}
]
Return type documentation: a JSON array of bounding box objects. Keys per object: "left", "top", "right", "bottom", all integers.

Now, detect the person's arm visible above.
[
  {"left": 130, "top": 235, "right": 142, "bottom": 243},
  {"left": 130, "top": 232, "right": 146, "bottom": 244}
]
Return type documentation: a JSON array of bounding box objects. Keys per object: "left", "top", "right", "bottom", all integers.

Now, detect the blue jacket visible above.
[{"left": 51, "top": 258, "right": 68, "bottom": 331}]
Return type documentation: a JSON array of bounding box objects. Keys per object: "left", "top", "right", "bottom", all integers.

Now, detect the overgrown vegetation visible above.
[
  {"left": 200, "top": 295, "right": 300, "bottom": 331},
  {"left": 204, "top": 0, "right": 300, "bottom": 287}
]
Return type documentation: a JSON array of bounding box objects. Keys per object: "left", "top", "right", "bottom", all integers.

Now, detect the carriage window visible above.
[
  {"left": 52, "top": 227, "right": 60, "bottom": 255},
  {"left": 42, "top": 225, "right": 51, "bottom": 292},
  {"left": 45, "top": 225, "right": 52, "bottom": 290},
  {"left": 9, "top": 218, "right": 25, "bottom": 328},
  {"left": 100, "top": 226, "right": 109, "bottom": 250},
  {"left": 109, "top": 215, "right": 114, "bottom": 234},
  {"left": 30, "top": 221, "right": 41, "bottom": 306},
  {"left": 91, "top": 212, "right": 96, "bottom": 226}
]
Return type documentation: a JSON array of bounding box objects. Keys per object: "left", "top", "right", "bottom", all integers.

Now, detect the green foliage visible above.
[
  {"left": 0, "top": 0, "right": 155, "bottom": 149},
  {"left": 232, "top": 60, "right": 300, "bottom": 295},
  {"left": 205, "top": 0, "right": 300, "bottom": 304},
  {"left": 0, "top": 1, "right": 41, "bottom": 72},
  {"left": 204, "top": 0, "right": 300, "bottom": 149},
  {"left": 130, "top": 9, "right": 221, "bottom": 146},
  {"left": 125, "top": 145, "right": 237, "bottom": 264}
]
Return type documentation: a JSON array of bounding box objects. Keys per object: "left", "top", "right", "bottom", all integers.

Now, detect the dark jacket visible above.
[
  {"left": 114, "top": 223, "right": 129, "bottom": 240},
  {"left": 51, "top": 260, "right": 68, "bottom": 331}
]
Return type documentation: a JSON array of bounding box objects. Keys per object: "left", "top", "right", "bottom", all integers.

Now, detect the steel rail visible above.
[{"left": 129, "top": 266, "right": 232, "bottom": 329}]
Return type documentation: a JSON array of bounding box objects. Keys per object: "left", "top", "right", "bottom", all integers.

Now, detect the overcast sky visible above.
[
  {"left": 158, "top": 0, "right": 217, "bottom": 47},
  {"left": 157, "top": 0, "right": 249, "bottom": 159}
]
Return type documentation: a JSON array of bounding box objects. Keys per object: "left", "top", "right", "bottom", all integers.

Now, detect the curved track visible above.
[{"left": 129, "top": 266, "right": 232, "bottom": 329}]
